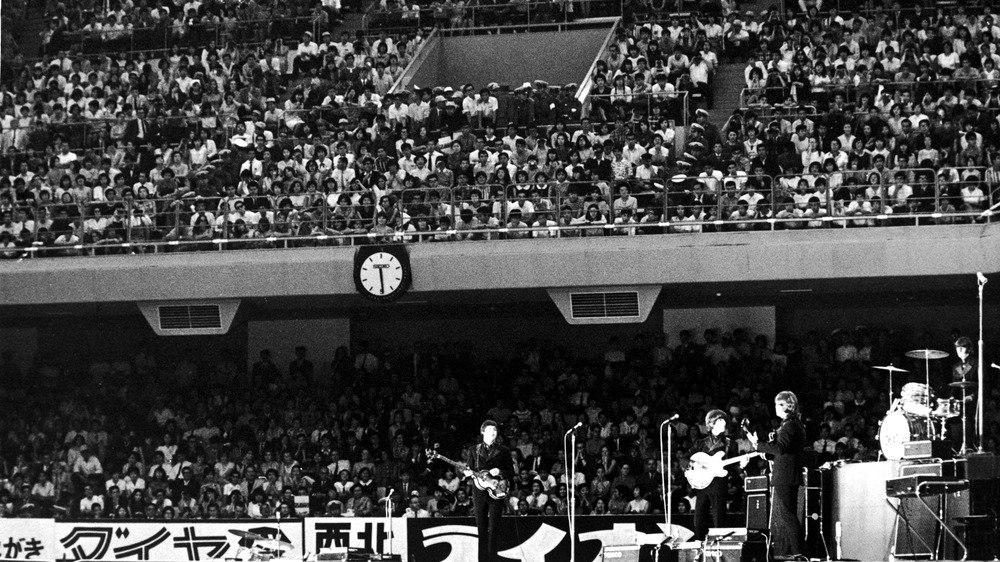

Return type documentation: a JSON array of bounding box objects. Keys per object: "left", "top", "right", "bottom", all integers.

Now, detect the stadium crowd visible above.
[
  {"left": 712, "top": 3, "right": 1000, "bottom": 224},
  {"left": 0, "top": 325, "right": 998, "bottom": 520},
  {"left": 4, "top": 0, "right": 1000, "bottom": 255},
  {"left": 0, "top": 0, "right": 718, "bottom": 257}
]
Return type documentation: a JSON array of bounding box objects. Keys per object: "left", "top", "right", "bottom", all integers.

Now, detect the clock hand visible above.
[{"left": 378, "top": 267, "right": 385, "bottom": 294}]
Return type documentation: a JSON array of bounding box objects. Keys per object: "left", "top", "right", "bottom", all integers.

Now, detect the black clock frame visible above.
[{"left": 353, "top": 244, "right": 412, "bottom": 302}]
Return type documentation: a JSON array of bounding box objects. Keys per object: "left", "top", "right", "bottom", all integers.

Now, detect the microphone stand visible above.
[
  {"left": 659, "top": 416, "right": 677, "bottom": 542},
  {"left": 385, "top": 489, "right": 394, "bottom": 557},
  {"left": 564, "top": 425, "right": 579, "bottom": 562},
  {"left": 978, "top": 273, "right": 987, "bottom": 452},
  {"left": 275, "top": 508, "right": 283, "bottom": 558}
]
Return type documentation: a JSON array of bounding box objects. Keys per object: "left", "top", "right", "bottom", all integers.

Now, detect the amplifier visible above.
[
  {"left": 902, "top": 440, "right": 953, "bottom": 460},
  {"left": 746, "top": 493, "right": 768, "bottom": 531},
  {"left": 701, "top": 533, "right": 768, "bottom": 562},
  {"left": 966, "top": 452, "right": 1000, "bottom": 479},
  {"left": 602, "top": 545, "right": 640, "bottom": 562},
  {"left": 745, "top": 475, "right": 769, "bottom": 492},
  {"left": 886, "top": 475, "right": 969, "bottom": 498},
  {"left": 899, "top": 461, "right": 956, "bottom": 478}
]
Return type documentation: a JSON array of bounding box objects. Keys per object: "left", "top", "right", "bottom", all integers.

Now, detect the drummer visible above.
[
  {"left": 952, "top": 336, "right": 976, "bottom": 385},
  {"left": 951, "top": 336, "right": 976, "bottom": 449}
]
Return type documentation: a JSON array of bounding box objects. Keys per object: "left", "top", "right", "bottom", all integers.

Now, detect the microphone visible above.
[
  {"left": 665, "top": 413, "right": 680, "bottom": 422},
  {"left": 565, "top": 422, "right": 583, "bottom": 435},
  {"left": 991, "top": 363, "right": 1000, "bottom": 370},
  {"left": 978, "top": 272, "right": 988, "bottom": 286},
  {"left": 387, "top": 488, "right": 395, "bottom": 498}
]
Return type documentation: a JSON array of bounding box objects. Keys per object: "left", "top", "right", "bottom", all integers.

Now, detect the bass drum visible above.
[{"left": 879, "top": 410, "right": 929, "bottom": 461}]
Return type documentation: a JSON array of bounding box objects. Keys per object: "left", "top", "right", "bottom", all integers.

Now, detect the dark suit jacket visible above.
[
  {"left": 757, "top": 417, "right": 805, "bottom": 486},
  {"left": 467, "top": 442, "right": 511, "bottom": 502}
]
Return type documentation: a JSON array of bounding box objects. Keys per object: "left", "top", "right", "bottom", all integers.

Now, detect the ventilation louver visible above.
[
  {"left": 138, "top": 300, "right": 240, "bottom": 336},
  {"left": 158, "top": 305, "right": 223, "bottom": 330},
  {"left": 570, "top": 291, "right": 640, "bottom": 319}
]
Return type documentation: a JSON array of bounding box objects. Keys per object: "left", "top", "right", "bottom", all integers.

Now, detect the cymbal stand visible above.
[
  {"left": 924, "top": 354, "right": 932, "bottom": 436},
  {"left": 889, "top": 366, "right": 895, "bottom": 404},
  {"left": 960, "top": 385, "right": 969, "bottom": 454}
]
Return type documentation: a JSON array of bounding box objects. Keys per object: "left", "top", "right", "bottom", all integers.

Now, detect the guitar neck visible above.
[
  {"left": 718, "top": 453, "right": 761, "bottom": 468},
  {"left": 432, "top": 454, "right": 468, "bottom": 472}
]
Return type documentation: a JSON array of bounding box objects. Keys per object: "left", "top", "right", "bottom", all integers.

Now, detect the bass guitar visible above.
[{"left": 426, "top": 449, "right": 510, "bottom": 500}]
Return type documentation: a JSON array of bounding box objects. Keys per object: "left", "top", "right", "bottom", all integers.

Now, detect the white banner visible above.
[
  {"left": 53, "top": 521, "right": 303, "bottom": 561},
  {"left": 304, "top": 517, "right": 407, "bottom": 561},
  {"left": 0, "top": 518, "right": 55, "bottom": 560}
]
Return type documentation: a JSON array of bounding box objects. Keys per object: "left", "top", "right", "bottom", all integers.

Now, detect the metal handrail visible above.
[
  {"left": 4, "top": 173, "right": 996, "bottom": 258},
  {"left": 576, "top": 17, "right": 621, "bottom": 102},
  {"left": 363, "top": 0, "right": 623, "bottom": 32},
  {"left": 388, "top": 27, "right": 439, "bottom": 94}
]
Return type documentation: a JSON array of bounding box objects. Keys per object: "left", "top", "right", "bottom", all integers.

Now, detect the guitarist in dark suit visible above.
[
  {"left": 748, "top": 391, "right": 806, "bottom": 559},
  {"left": 691, "top": 409, "right": 742, "bottom": 540},
  {"left": 464, "top": 420, "right": 510, "bottom": 562}
]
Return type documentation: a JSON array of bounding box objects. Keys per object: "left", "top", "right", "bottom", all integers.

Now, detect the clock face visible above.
[{"left": 358, "top": 252, "right": 405, "bottom": 297}]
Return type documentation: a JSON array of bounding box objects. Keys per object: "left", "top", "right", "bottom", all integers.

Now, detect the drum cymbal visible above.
[
  {"left": 230, "top": 531, "right": 266, "bottom": 540},
  {"left": 873, "top": 365, "right": 909, "bottom": 373},
  {"left": 905, "top": 349, "right": 949, "bottom": 360},
  {"left": 950, "top": 380, "right": 977, "bottom": 389}
]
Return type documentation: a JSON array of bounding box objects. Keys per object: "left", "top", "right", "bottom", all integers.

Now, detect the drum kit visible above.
[
  {"left": 875, "top": 349, "right": 975, "bottom": 460},
  {"left": 228, "top": 530, "right": 294, "bottom": 562}
]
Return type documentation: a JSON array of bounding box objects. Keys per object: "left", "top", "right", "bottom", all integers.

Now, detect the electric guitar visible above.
[
  {"left": 426, "top": 449, "right": 510, "bottom": 500},
  {"left": 685, "top": 451, "right": 764, "bottom": 490},
  {"left": 685, "top": 419, "right": 762, "bottom": 490}
]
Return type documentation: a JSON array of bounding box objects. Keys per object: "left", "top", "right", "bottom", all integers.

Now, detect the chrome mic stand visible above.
[{"left": 977, "top": 272, "right": 987, "bottom": 452}]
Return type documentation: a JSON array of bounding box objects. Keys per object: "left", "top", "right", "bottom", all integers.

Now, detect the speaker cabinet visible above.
[{"left": 746, "top": 493, "right": 768, "bottom": 531}]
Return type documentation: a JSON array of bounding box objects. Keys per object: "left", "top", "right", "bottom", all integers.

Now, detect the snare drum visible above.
[
  {"left": 879, "top": 410, "right": 929, "bottom": 460},
  {"left": 931, "top": 398, "right": 961, "bottom": 419},
  {"left": 900, "top": 382, "right": 934, "bottom": 417}
]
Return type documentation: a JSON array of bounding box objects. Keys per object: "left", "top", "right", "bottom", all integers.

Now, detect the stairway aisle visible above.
[
  {"left": 704, "top": 0, "right": 771, "bottom": 127},
  {"left": 17, "top": 0, "right": 47, "bottom": 59},
  {"left": 707, "top": 61, "right": 746, "bottom": 127}
]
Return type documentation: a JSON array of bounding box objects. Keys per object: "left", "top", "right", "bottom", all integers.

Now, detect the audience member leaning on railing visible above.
[{"left": 5, "top": 320, "right": 991, "bottom": 519}]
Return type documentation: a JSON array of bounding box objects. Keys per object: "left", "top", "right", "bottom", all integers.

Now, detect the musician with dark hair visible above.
[
  {"left": 952, "top": 336, "right": 976, "bottom": 449},
  {"left": 953, "top": 336, "right": 976, "bottom": 384},
  {"left": 748, "top": 391, "right": 805, "bottom": 559},
  {"left": 465, "top": 420, "right": 510, "bottom": 562},
  {"left": 689, "top": 409, "right": 743, "bottom": 540}
]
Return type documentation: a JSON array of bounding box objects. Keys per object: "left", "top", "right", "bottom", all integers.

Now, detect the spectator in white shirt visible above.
[
  {"left": 73, "top": 446, "right": 104, "bottom": 478},
  {"left": 79, "top": 484, "right": 104, "bottom": 514}
]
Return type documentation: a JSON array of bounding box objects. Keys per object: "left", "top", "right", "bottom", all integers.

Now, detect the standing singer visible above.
[
  {"left": 464, "top": 420, "right": 509, "bottom": 562},
  {"left": 691, "top": 409, "right": 745, "bottom": 540},
  {"left": 748, "top": 391, "right": 805, "bottom": 559}
]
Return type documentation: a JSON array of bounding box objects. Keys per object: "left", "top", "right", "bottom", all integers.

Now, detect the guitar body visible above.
[
  {"left": 684, "top": 451, "right": 762, "bottom": 490},
  {"left": 685, "top": 451, "right": 728, "bottom": 490},
  {"left": 427, "top": 449, "right": 509, "bottom": 500},
  {"left": 472, "top": 471, "right": 509, "bottom": 500}
]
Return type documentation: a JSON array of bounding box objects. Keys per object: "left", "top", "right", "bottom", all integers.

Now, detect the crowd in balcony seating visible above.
[
  {"left": 39, "top": 0, "right": 333, "bottom": 57},
  {"left": 672, "top": 3, "right": 1000, "bottom": 227},
  {"left": 2, "top": 325, "right": 995, "bottom": 519},
  {"left": 6, "top": 1, "right": 1000, "bottom": 259}
]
